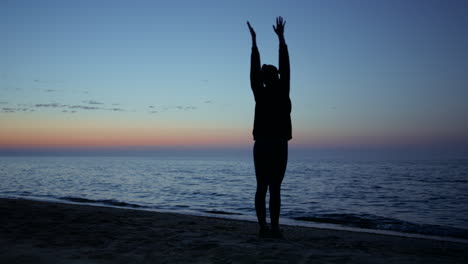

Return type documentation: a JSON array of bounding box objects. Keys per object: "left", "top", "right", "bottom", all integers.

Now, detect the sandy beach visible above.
[{"left": 0, "top": 198, "right": 466, "bottom": 263}]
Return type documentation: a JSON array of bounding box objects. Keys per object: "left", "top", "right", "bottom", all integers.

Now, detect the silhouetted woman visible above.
[{"left": 247, "top": 17, "right": 291, "bottom": 238}]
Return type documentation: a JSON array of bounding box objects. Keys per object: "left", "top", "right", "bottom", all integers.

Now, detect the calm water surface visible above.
[{"left": 1, "top": 153, "right": 467, "bottom": 239}]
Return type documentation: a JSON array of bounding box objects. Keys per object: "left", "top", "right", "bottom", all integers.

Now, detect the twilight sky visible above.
[{"left": 1, "top": 0, "right": 467, "bottom": 152}]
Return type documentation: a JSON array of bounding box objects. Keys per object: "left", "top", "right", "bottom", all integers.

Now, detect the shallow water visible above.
[{"left": 1, "top": 153, "right": 467, "bottom": 239}]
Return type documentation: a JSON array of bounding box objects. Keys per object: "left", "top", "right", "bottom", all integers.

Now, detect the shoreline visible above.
[
  {"left": 4, "top": 195, "right": 467, "bottom": 244},
  {"left": 1, "top": 198, "right": 467, "bottom": 263}
]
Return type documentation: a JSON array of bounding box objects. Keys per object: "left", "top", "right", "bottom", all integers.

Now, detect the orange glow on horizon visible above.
[
  {"left": 0, "top": 114, "right": 250, "bottom": 148},
  {"left": 0, "top": 127, "right": 250, "bottom": 148},
  {"left": 2, "top": 114, "right": 465, "bottom": 150}
]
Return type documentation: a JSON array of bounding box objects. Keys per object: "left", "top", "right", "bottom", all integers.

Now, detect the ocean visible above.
[{"left": 1, "top": 151, "right": 467, "bottom": 241}]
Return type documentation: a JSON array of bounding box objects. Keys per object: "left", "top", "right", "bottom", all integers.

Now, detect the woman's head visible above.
[{"left": 262, "top": 64, "right": 279, "bottom": 86}]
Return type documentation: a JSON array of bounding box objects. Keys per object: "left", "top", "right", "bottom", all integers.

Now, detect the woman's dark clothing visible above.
[
  {"left": 254, "top": 139, "right": 288, "bottom": 227},
  {"left": 250, "top": 43, "right": 291, "bottom": 141},
  {"left": 250, "top": 42, "right": 291, "bottom": 228}
]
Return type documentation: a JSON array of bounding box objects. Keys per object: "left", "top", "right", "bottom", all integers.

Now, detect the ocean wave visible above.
[
  {"left": 203, "top": 210, "right": 242, "bottom": 215},
  {"left": 294, "top": 213, "right": 468, "bottom": 239},
  {"left": 59, "top": 196, "right": 146, "bottom": 209}
]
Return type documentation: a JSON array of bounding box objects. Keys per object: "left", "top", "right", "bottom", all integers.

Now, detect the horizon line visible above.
[{"left": 0, "top": 145, "right": 467, "bottom": 158}]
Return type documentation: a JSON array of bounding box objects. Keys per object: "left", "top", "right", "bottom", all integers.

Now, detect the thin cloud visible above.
[
  {"left": 175, "top": 105, "right": 197, "bottom": 111},
  {"left": 159, "top": 105, "right": 197, "bottom": 112},
  {"left": 83, "top": 100, "right": 104, "bottom": 105},
  {"left": 108, "top": 108, "right": 125, "bottom": 112},
  {"left": 68, "top": 105, "right": 101, "bottom": 110},
  {"left": 33, "top": 79, "right": 64, "bottom": 84},
  {"left": 31, "top": 101, "right": 129, "bottom": 113},
  {"left": 1, "top": 107, "right": 32, "bottom": 113},
  {"left": 1, "top": 107, "right": 15, "bottom": 113},
  {"left": 35, "top": 103, "right": 67, "bottom": 108},
  {"left": 2, "top": 86, "right": 22, "bottom": 91}
]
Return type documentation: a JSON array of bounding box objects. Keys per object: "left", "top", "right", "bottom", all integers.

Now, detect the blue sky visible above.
[{"left": 1, "top": 0, "right": 467, "bottom": 152}]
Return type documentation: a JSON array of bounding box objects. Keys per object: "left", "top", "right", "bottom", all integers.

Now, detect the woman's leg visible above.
[
  {"left": 254, "top": 141, "right": 268, "bottom": 228},
  {"left": 269, "top": 140, "right": 288, "bottom": 230}
]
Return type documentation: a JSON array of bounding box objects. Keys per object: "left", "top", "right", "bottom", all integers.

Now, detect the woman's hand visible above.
[
  {"left": 273, "top": 16, "right": 286, "bottom": 44},
  {"left": 247, "top": 21, "right": 256, "bottom": 40},
  {"left": 273, "top": 16, "right": 286, "bottom": 36},
  {"left": 247, "top": 21, "right": 257, "bottom": 47}
]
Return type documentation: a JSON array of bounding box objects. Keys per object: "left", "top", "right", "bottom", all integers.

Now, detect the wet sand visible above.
[{"left": 0, "top": 198, "right": 466, "bottom": 263}]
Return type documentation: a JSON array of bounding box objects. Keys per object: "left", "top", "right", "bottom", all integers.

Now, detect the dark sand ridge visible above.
[{"left": 1, "top": 198, "right": 466, "bottom": 263}]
